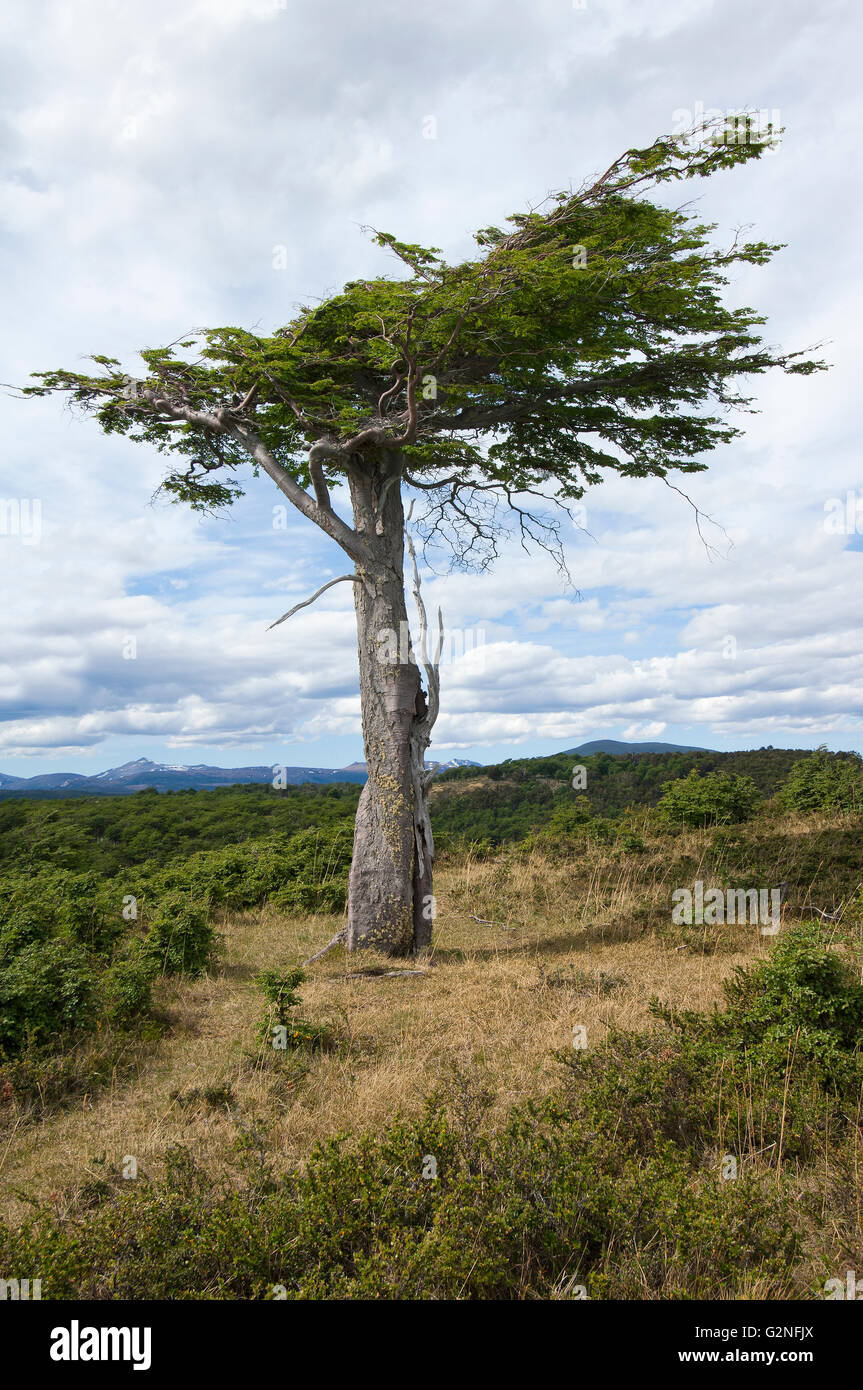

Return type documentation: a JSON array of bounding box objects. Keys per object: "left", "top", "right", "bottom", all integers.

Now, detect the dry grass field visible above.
[
  {"left": 0, "top": 840, "right": 779, "bottom": 1225},
  {"left": 2, "top": 803, "right": 861, "bottom": 1300}
]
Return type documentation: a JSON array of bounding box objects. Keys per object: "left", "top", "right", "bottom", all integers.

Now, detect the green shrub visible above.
[
  {"left": 658, "top": 769, "right": 760, "bottom": 827},
  {"left": 781, "top": 745, "right": 863, "bottom": 813},
  {"left": 272, "top": 825, "right": 353, "bottom": 913},
  {"left": 256, "top": 967, "right": 332, "bottom": 1052},
  {"left": 0, "top": 1086, "right": 797, "bottom": 1300},
  {"left": 524, "top": 803, "right": 614, "bottom": 854},
  {"left": 97, "top": 941, "right": 158, "bottom": 1023},
  {"left": 632, "top": 923, "right": 863, "bottom": 1162},
  {"left": 708, "top": 921, "right": 863, "bottom": 1084},
  {"left": 0, "top": 903, "right": 52, "bottom": 958},
  {"left": 55, "top": 873, "right": 125, "bottom": 954},
  {"left": 0, "top": 939, "right": 96, "bottom": 1056},
  {"left": 145, "top": 896, "right": 214, "bottom": 976},
  {"left": 137, "top": 826, "right": 352, "bottom": 918},
  {"left": 11, "top": 937, "right": 855, "bottom": 1298}
]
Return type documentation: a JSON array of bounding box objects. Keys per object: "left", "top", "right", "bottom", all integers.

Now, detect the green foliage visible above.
[
  {"left": 645, "top": 923, "right": 863, "bottom": 1141},
  {"left": 521, "top": 803, "right": 615, "bottom": 856},
  {"left": 546, "top": 927, "right": 863, "bottom": 1211},
  {"left": 0, "top": 1042, "right": 798, "bottom": 1299},
  {"left": 781, "top": 745, "right": 863, "bottom": 813},
  {"left": 0, "top": 903, "right": 51, "bottom": 956},
  {"left": 657, "top": 768, "right": 760, "bottom": 827},
  {"left": 23, "top": 121, "right": 823, "bottom": 543},
  {"left": 97, "top": 942, "right": 157, "bottom": 1023},
  {"left": 145, "top": 896, "right": 214, "bottom": 977},
  {"left": 271, "top": 825, "right": 353, "bottom": 913},
  {"left": 133, "top": 825, "right": 352, "bottom": 917},
  {"left": 0, "top": 939, "right": 96, "bottom": 1054},
  {"left": 256, "top": 967, "right": 332, "bottom": 1052},
  {"left": 0, "top": 796, "right": 355, "bottom": 1086},
  {"left": 433, "top": 746, "right": 824, "bottom": 844},
  {"left": 661, "top": 922, "right": 863, "bottom": 1090},
  {"left": 257, "top": 966, "right": 305, "bottom": 1014},
  {"left": 0, "top": 869, "right": 117, "bottom": 958},
  {"left": 0, "top": 782, "right": 360, "bottom": 874}
]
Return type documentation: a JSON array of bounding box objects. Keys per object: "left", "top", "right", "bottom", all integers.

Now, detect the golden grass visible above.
[{"left": 0, "top": 846, "right": 775, "bottom": 1226}]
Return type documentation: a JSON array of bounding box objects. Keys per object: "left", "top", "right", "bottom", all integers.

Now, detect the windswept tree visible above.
[{"left": 20, "top": 117, "right": 823, "bottom": 956}]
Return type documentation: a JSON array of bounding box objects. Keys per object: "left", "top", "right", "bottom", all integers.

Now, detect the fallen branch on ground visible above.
[
  {"left": 466, "top": 913, "right": 514, "bottom": 929},
  {"left": 344, "top": 969, "right": 427, "bottom": 979},
  {"left": 302, "top": 929, "right": 346, "bottom": 966}
]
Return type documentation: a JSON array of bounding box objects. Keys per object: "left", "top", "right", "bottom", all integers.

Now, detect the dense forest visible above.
[
  {"left": 3, "top": 744, "right": 856, "bottom": 873},
  {"left": 0, "top": 781, "right": 360, "bottom": 875}
]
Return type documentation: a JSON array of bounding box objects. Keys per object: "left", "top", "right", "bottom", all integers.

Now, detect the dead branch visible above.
[
  {"left": 404, "top": 514, "right": 443, "bottom": 884},
  {"left": 302, "top": 929, "right": 346, "bottom": 966},
  {"left": 344, "top": 969, "right": 428, "bottom": 979},
  {"left": 268, "top": 574, "right": 360, "bottom": 630},
  {"left": 466, "top": 913, "right": 515, "bottom": 930}
]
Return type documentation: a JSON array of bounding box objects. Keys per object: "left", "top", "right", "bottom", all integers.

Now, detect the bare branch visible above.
[
  {"left": 407, "top": 531, "right": 443, "bottom": 738},
  {"left": 268, "top": 574, "right": 360, "bottom": 630},
  {"left": 661, "top": 477, "right": 732, "bottom": 562},
  {"left": 404, "top": 470, "right": 465, "bottom": 491},
  {"left": 404, "top": 517, "right": 443, "bottom": 885},
  {"left": 302, "top": 929, "right": 346, "bottom": 966}
]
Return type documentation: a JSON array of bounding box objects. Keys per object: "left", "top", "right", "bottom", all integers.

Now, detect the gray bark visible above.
[
  {"left": 346, "top": 450, "right": 435, "bottom": 955},
  {"left": 121, "top": 396, "right": 439, "bottom": 957}
]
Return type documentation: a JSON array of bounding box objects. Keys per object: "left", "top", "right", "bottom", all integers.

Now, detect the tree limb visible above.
[
  {"left": 405, "top": 517, "right": 443, "bottom": 885},
  {"left": 268, "top": 573, "right": 361, "bottom": 630},
  {"left": 302, "top": 929, "right": 346, "bottom": 966},
  {"left": 308, "top": 452, "right": 333, "bottom": 511},
  {"left": 221, "top": 417, "right": 370, "bottom": 563}
]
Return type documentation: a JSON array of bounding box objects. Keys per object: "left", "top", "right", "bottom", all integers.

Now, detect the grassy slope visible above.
[
  {"left": 1, "top": 751, "right": 862, "bottom": 1299},
  {"left": 2, "top": 809, "right": 858, "bottom": 1223}
]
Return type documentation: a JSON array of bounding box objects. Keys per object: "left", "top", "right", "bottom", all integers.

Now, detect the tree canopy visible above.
[{"left": 22, "top": 117, "right": 823, "bottom": 570}]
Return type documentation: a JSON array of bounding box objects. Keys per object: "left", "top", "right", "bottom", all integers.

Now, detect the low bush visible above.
[
  {"left": 271, "top": 825, "right": 353, "bottom": 913},
  {"left": 657, "top": 769, "right": 761, "bottom": 827},
  {"left": 0, "top": 938, "right": 96, "bottom": 1055},
  {"left": 97, "top": 941, "right": 158, "bottom": 1023},
  {"left": 256, "top": 967, "right": 333, "bottom": 1052},
  {"left": 145, "top": 896, "right": 214, "bottom": 977},
  {"left": 652, "top": 920, "right": 863, "bottom": 1094}
]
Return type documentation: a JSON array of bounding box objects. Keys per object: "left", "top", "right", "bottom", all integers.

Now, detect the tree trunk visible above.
[{"left": 346, "top": 451, "right": 434, "bottom": 955}]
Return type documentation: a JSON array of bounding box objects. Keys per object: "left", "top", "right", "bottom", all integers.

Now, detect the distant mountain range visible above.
[
  {"left": 0, "top": 743, "right": 718, "bottom": 797},
  {"left": 342, "top": 758, "right": 480, "bottom": 775},
  {"left": 563, "top": 739, "right": 714, "bottom": 756},
  {"left": 0, "top": 755, "right": 482, "bottom": 796}
]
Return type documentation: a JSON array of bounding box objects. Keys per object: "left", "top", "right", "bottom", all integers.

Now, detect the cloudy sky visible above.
[{"left": 1, "top": 0, "right": 860, "bottom": 775}]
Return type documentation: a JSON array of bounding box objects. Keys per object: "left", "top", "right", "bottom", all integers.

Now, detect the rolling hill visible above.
[{"left": 563, "top": 739, "right": 713, "bottom": 756}]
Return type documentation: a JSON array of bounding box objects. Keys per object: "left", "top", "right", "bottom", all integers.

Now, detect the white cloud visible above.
[{"left": 1, "top": 0, "right": 861, "bottom": 770}]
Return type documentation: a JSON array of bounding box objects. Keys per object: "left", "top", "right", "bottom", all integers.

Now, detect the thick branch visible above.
[
  {"left": 308, "top": 454, "right": 333, "bottom": 511},
  {"left": 220, "top": 417, "right": 370, "bottom": 564},
  {"left": 125, "top": 391, "right": 368, "bottom": 563}
]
